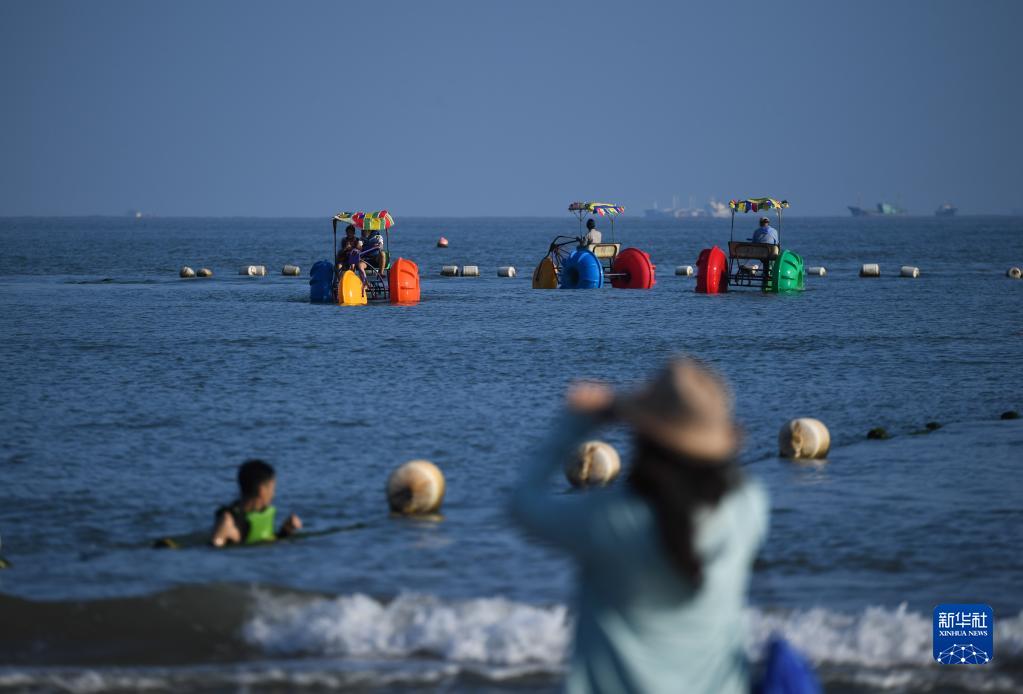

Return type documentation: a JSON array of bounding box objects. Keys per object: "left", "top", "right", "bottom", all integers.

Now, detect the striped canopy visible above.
[
  {"left": 334, "top": 210, "right": 395, "bottom": 231},
  {"left": 569, "top": 202, "right": 625, "bottom": 217},
  {"left": 729, "top": 198, "right": 789, "bottom": 214}
]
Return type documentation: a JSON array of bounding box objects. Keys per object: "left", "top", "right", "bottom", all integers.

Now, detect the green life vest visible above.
[
  {"left": 243, "top": 505, "right": 277, "bottom": 544},
  {"left": 219, "top": 502, "right": 277, "bottom": 545}
]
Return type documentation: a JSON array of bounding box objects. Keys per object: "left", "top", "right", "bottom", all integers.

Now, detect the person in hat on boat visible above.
[
  {"left": 509, "top": 358, "right": 768, "bottom": 694},
  {"left": 751, "top": 216, "right": 779, "bottom": 246},
  {"left": 583, "top": 218, "right": 602, "bottom": 248}
]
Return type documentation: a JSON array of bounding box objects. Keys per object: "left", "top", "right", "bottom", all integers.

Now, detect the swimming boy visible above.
[{"left": 210, "top": 459, "right": 302, "bottom": 547}]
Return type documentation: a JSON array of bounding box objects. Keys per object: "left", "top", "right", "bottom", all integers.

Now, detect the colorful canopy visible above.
[
  {"left": 729, "top": 198, "right": 789, "bottom": 214},
  {"left": 569, "top": 202, "right": 625, "bottom": 217},
  {"left": 334, "top": 210, "right": 395, "bottom": 231}
]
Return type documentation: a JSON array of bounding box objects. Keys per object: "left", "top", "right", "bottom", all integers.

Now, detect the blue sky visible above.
[{"left": 1, "top": 1, "right": 1020, "bottom": 216}]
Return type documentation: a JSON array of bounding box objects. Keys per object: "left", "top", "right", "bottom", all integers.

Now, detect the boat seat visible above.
[
  {"left": 728, "top": 241, "right": 780, "bottom": 261},
  {"left": 590, "top": 243, "right": 620, "bottom": 260}
]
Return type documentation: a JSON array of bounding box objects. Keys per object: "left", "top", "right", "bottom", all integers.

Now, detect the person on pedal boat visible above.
[
  {"left": 750, "top": 217, "right": 779, "bottom": 245},
  {"left": 360, "top": 227, "right": 385, "bottom": 270},
  {"left": 336, "top": 224, "right": 358, "bottom": 268},
  {"left": 583, "top": 218, "right": 602, "bottom": 248},
  {"left": 211, "top": 459, "right": 302, "bottom": 547}
]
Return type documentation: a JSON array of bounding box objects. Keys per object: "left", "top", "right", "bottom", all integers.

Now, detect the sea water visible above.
[{"left": 0, "top": 215, "right": 1020, "bottom": 692}]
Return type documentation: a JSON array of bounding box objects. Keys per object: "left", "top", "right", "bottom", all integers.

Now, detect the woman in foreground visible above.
[{"left": 510, "top": 358, "right": 768, "bottom": 694}]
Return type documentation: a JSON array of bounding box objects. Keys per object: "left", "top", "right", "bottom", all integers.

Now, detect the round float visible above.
[
  {"left": 565, "top": 440, "right": 621, "bottom": 487},
  {"left": 610, "top": 248, "right": 656, "bottom": 289},
  {"left": 387, "top": 460, "right": 445, "bottom": 515},
  {"left": 778, "top": 418, "right": 831, "bottom": 459},
  {"left": 559, "top": 249, "right": 603, "bottom": 289}
]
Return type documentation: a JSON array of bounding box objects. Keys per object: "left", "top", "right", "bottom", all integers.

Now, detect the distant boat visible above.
[
  {"left": 848, "top": 202, "right": 906, "bottom": 217},
  {"left": 935, "top": 203, "right": 957, "bottom": 217}
]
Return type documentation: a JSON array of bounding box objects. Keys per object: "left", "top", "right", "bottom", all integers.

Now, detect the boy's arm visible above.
[
  {"left": 210, "top": 511, "right": 241, "bottom": 547},
  {"left": 278, "top": 513, "right": 302, "bottom": 538}
]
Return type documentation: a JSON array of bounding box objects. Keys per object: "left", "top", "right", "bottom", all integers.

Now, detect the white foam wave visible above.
[
  {"left": 244, "top": 592, "right": 1023, "bottom": 676},
  {"left": 749, "top": 604, "right": 1023, "bottom": 667},
  {"left": 243, "top": 591, "right": 570, "bottom": 669}
]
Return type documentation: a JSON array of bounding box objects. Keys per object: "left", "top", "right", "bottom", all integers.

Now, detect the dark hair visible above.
[
  {"left": 627, "top": 435, "right": 740, "bottom": 587},
  {"left": 586, "top": 219, "right": 596, "bottom": 229},
  {"left": 238, "top": 459, "right": 275, "bottom": 498},
  {"left": 345, "top": 224, "right": 356, "bottom": 234}
]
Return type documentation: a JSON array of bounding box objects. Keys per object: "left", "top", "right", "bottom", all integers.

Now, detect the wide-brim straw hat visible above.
[{"left": 614, "top": 358, "right": 740, "bottom": 463}]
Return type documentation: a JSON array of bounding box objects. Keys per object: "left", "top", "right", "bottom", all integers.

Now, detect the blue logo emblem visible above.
[{"left": 933, "top": 604, "right": 993, "bottom": 665}]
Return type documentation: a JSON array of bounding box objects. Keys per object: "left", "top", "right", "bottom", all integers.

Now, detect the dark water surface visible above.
[{"left": 0, "top": 215, "right": 1021, "bottom": 692}]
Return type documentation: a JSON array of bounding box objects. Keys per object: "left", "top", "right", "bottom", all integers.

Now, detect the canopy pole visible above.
[
  {"left": 777, "top": 208, "right": 783, "bottom": 247},
  {"left": 730, "top": 211, "right": 735, "bottom": 242}
]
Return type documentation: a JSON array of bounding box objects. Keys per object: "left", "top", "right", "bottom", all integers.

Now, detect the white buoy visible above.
[
  {"left": 497, "top": 266, "right": 516, "bottom": 278},
  {"left": 900, "top": 266, "right": 920, "bottom": 278},
  {"left": 778, "top": 418, "right": 831, "bottom": 460},
  {"left": 675, "top": 265, "right": 694, "bottom": 277},
  {"left": 386, "top": 460, "right": 445, "bottom": 515},
  {"left": 461, "top": 265, "right": 480, "bottom": 277},
  {"left": 282, "top": 264, "right": 301, "bottom": 276},
  {"left": 440, "top": 265, "right": 459, "bottom": 277},
  {"left": 807, "top": 266, "right": 827, "bottom": 277},
  {"left": 241, "top": 265, "right": 267, "bottom": 277},
  {"left": 565, "top": 440, "right": 621, "bottom": 488},
  {"left": 1008, "top": 267, "right": 1022, "bottom": 279},
  {"left": 859, "top": 263, "right": 880, "bottom": 277},
  {"left": 179, "top": 266, "right": 196, "bottom": 278},
  {"left": 437, "top": 237, "right": 449, "bottom": 248},
  {"left": 196, "top": 268, "right": 213, "bottom": 278}
]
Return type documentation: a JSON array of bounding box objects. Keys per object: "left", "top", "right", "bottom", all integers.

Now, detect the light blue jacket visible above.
[
  {"left": 509, "top": 413, "right": 769, "bottom": 694},
  {"left": 751, "top": 226, "right": 779, "bottom": 245}
]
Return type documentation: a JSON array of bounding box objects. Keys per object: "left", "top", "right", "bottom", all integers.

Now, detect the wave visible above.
[
  {"left": 1, "top": 585, "right": 1021, "bottom": 692},
  {"left": 244, "top": 591, "right": 569, "bottom": 668}
]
